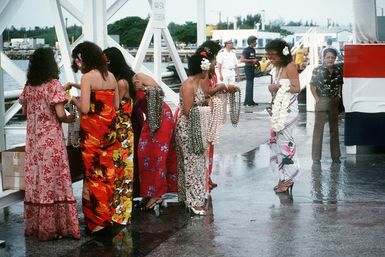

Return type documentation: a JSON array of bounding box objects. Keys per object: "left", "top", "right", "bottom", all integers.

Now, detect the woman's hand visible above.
[
  {"left": 266, "top": 106, "right": 273, "bottom": 116},
  {"left": 268, "top": 83, "right": 280, "bottom": 93},
  {"left": 71, "top": 96, "right": 80, "bottom": 107},
  {"left": 226, "top": 84, "right": 238, "bottom": 93},
  {"left": 65, "top": 113, "right": 76, "bottom": 123},
  {"left": 133, "top": 79, "right": 146, "bottom": 92},
  {"left": 64, "top": 82, "right": 72, "bottom": 91}
]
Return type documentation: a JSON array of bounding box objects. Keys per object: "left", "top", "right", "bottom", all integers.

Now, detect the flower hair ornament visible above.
[
  {"left": 200, "top": 51, "right": 207, "bottom": 57},
  {"left": 200, "top": 58, "right": 211, "bottom": 71},
  {"left": 282, "top": 46, "right": 290, "bottom": 56}
]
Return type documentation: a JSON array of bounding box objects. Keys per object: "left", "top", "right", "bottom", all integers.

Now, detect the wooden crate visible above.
[{"left": 1, "top": 146, "right": 25, "bottom": 190}]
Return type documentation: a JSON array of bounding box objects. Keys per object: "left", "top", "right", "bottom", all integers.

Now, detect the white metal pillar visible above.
[
  {"left": 0, "top": 34, "right": 5, "bottom": 152},
  {"left": 49, "top": 0, "right": 76, "bottom": 83},
  {"left": 130, "top": 0, "right": 185, "bottom": 105},
  {"left": 83, "top": 0, "right": 108, "bottom": 49},
  {"left": 196, "top": 0, "right": 206, "bottom": 46},
  {"left": 0, "top": 0, "right": 24, "bottom": 151}
]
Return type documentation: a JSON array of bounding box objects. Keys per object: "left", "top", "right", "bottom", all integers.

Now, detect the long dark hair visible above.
[
  {"left": 71, "top": 41, "right": 108, "bottom": 80},
  {"left": 188, "top": 53, "right": 208, "bottom": 76},
  {"left": 26, "top": 47, "right": 59, "bottom": 86},
  {"left": 103, "top": 47, "right": 136, "bottom": 98},
  {"left": 195, "top": 40, "right": 222, "bottom": 62},
  {"left": 265, "top": 38, "right": 293, "bottom": 67}
]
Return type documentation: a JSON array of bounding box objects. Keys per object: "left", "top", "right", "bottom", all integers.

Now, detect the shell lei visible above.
[
  {"left": 216, "top": 92, "right": 228, "bottom": 124},
  {"left": 188, "top": 105, "right": 205, "bottom": 154},
  {"left": 229, "top": 88, "right": 241, "bottom": 127},
  {"left": 199, "top": 106, "right": 211, "bottom": 151},
  {"left": 207, "top": 97, "right": 224, "bottom": 144},
  {"left": 271, "top": 83, "right": 291, "bottom": 132},
  {"left": 65, "top": 90, "right": 80, "bottom": 148},
  {"left": 146, "top": 87, "right": 163, "bottom": 132}
]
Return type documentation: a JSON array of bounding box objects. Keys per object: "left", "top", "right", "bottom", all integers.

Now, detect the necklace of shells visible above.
[
  {"left": 199, "top": 106, "right": 211, "bottom": 151},
  {"left": 228, "top": 87, "right": 241, "bottom": 127},
  {"left": 207, "top": 96, "right": 224, "bottom": 144},
  {"left": 65, "top": 90, "right": 80, "bottom": 148},
  {"left": 146, "top": 87, "right": 163, "bottom": 132},
  {"left": 271, "top": 67, "right": 291, "bottom": 132}
]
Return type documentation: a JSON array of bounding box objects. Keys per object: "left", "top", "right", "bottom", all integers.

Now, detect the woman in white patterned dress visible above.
[
  {"left": 265, "top": 39, "right": 301, "bottom": 193},
  {"left": 176, "top": 53, "right": 210, "bottom": 215}
]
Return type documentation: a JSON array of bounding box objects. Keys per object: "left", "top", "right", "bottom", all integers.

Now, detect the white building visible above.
[
  {"left": 10, "top": 38, "right": 45, "bottom": 49},
  {"left": 282, "top": 26, "right": 353, "bottom": 50},
  {"left": 211, "top": 29, "right": 281, "bottom": 49}
]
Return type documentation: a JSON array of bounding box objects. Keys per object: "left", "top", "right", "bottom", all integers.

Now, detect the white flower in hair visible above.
[
  {"left": 282, "top": 46, "right": 290, "bottom": 56},
  {"left": 200, "top": 58, "right": 211, "bottom": 71}
]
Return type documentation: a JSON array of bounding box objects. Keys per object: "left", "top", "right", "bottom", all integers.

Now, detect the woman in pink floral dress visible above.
[{"left": 19, "top": 48, "right": 80, "bottom": 240}]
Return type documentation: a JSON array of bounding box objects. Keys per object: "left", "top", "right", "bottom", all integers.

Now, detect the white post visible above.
[
  {"left": 83, "top": 0, "right": 107, "bottom": 49},
  {"left": 196, "top": 0, "right": 206, "bottom": 46},
  {"left": 132, "top": 18, "right": 154, "bottom": 72},
  {"left": 0, "top": 0, "right": 23, "bottom": 34},
  {"left": 306, "top": 29, "right": 318, "bottom": 112},
  {"left": 0, "top": 34, "right": 5, "bottom": 152},
  {"left": 153, "top": 29, "right": 162, "bottom": 83},
  {"left": 49, "top": 0, "right": 76, "bottom": 83}
]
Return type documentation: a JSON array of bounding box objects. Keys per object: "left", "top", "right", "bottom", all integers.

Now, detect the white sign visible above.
[{"left": 152, "top": 0, "right": 165, "bottom": 22}]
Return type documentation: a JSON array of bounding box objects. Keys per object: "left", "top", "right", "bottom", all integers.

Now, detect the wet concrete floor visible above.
[{"left": 1, "top": 89, "right": 385, "bottom": 256}]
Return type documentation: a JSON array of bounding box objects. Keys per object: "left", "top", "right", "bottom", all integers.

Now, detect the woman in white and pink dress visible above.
[
  {"left": 19, "top": 48, "right": 80, "bottom": 241},
  {"left": 265, "top": 39, "right": 300, "bottom": 194}
]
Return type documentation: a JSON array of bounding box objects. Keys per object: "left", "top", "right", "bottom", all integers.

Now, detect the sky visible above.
[{"left": 5, "top": 0, "right": 384, "bottom": 29}]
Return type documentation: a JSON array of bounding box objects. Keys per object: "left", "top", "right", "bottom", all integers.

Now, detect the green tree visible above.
[
  {"left": 240, "top": 14, "right": 261, "bottom": 29},
  {"left": 108, "top": 16, "right": 148, "bottom": 47},
  {"left": 168, "top": 21, "right": 197, "bottom": 44}
]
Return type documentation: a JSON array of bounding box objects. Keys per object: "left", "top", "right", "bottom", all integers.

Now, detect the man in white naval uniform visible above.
[{"left": 216, "top": 39, "right": 240, "bottom": 85}]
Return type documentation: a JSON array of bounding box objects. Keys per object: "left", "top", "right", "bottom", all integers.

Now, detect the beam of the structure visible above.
[
  {"left": 0, "top": 52, "right": 25, "bottom": 125},
  {"left": 50, "top": 0, "right": 76, "bottom": 83},
  {"left": 107, "top": 0, "right": 129, "bottom": 21},
  {"left": 0, "top": 0, "right": 23, "bottom": 34},
  {"left": 59, "top": 0, "right": 84, "bottom": 25},
  {"left": 0, "top": 35, "right": 5, "bottom": 152},
  {"left": 196, "top": 0, "right": 206, "bottom": 46},
  {"left": 57, "top": 34, "right": 84, "bottom": 69},
  {"left": 83, "top": 0, "right": 108, "bottom": 49},
  {"left": 161, "top": 28, "right": 187, "bottom": 82},
  {"left": 107, "top": 36, "right": 179, "bottom": 105},
  {"left": 132, "top": 18, "right": 155, "bottom": 72},
  {"left": 153, "top": 29, "right": 162, "bottom": 82}
]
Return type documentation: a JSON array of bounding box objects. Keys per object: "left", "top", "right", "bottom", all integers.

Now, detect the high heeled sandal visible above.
[
  {"left": 141, "top": 198, "right": 163, "bottom": 211},
  {"left": 274, "top": 180, "right": 294, "bottom": 193},
  {"left": 134, "top": 197, "right": 150, "bottom": 208},
  {"left": 273, "top": 179, "right": 283, "bottom": 190},
  {"left": 209, "top": 177, "right": 217, "bottom": 189},
  {"left": 190, "top": 206, "right": 206, "bottom": 216}
]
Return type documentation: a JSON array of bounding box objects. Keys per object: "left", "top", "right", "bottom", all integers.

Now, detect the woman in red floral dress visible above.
[
  {"left": 19, "top": 48, "right": 80, "bottom": 241},
  {"left": 132, "top": 73, "right": 177, "bottom": 211},
  {"left": 70, "top": 42, "right": 123, "bottom": 233}
]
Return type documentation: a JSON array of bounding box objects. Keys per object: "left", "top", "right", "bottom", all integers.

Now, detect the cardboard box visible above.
[{"left": 1, "top": 146, "right": 25, "bottom": 190}]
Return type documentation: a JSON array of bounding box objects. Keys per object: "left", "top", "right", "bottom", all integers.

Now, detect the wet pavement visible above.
[{"left": 1, "top": 79, "right": 385, "bottom": 256}]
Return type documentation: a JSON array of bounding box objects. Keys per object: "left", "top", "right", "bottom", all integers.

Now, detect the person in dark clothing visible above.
[{"left": 240, "top": 35, "right": 258, "bottom": 106}]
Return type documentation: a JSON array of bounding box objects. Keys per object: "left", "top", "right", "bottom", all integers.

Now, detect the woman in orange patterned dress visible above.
[{"left": 70, "top": 41, "right": 124, "bottom": 234}]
